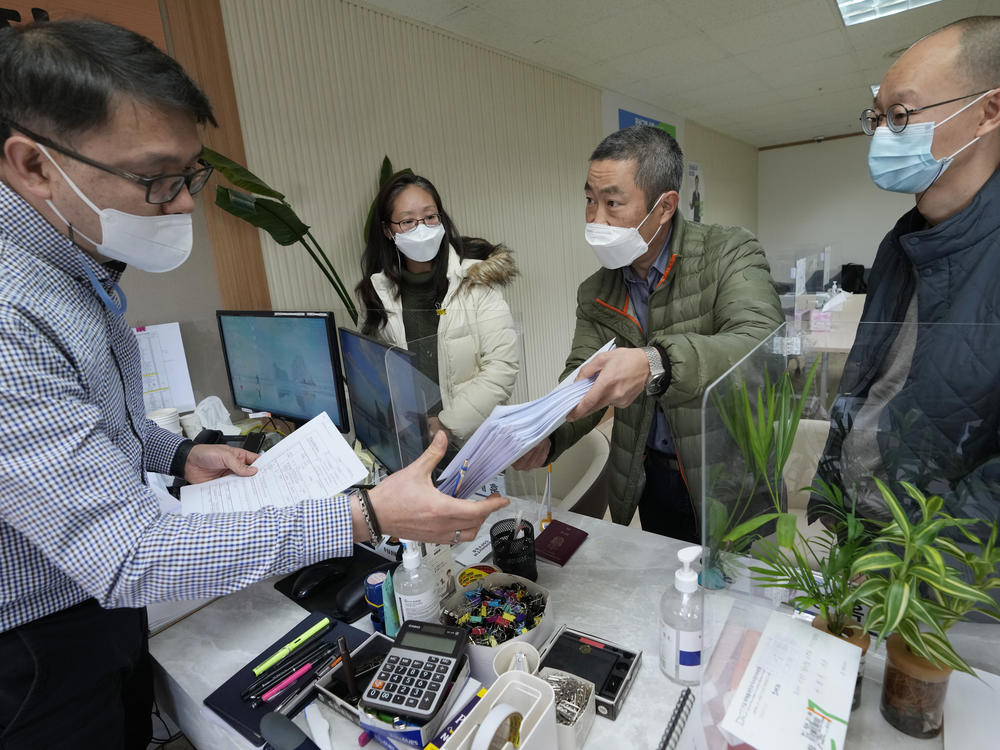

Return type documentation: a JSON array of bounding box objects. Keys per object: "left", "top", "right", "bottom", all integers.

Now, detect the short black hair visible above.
[
  {"left": 589, "top": 126, "right": 684, "bottom": 211},
  {"left": 0, "top": 18, "right": 216, "bottom": 143},
  {"left": 937, "top": 16, "right": 1000, "bottom": 91}
]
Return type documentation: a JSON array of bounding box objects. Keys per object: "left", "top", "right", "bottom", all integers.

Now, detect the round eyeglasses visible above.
[
  {"left": 388, "top": 214, "right": 442, "bottom": 232},
  {"left": 6, "top": 120, "right": 214, "bottom": 204},
  {"left": 860, "top": 89, "right": 993, "bottom": 136}
]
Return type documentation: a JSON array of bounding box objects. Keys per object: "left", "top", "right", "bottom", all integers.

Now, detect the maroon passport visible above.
[{"left": 534, "top": 519, "right": 588, "bottom": 566}]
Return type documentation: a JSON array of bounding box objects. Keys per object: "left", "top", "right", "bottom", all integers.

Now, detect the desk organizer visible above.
[
  {"left": 538, "top": 667, "right": 595, "bottom": 750},
  {"left": 438, "top": 671, "right": 557, "bottom": 750}
]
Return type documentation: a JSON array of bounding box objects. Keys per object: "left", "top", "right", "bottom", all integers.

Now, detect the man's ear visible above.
[
  {"left": 655, "top": 191, "right": 680, "bottom": 227},
  {"left": 3, "top": 136, "right": 55, "bottom": 200},
  {"left": 975, "top": 88, "right": 1000, "bottom": 137}
]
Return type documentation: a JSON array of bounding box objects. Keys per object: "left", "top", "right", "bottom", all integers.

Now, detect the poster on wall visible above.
[
  {"left": 684, "top": 161, "right": 704, "bottom": 223},
  {"left": 618, "top": 108, "right": 676, "bottom": 138}
]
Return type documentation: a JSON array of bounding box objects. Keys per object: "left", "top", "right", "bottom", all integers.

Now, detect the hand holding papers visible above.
[
  {"left": 180, "top": 412, "right": 366, "bottom": 514},
  {"left": 436, "top": 340, "right": 616, "bottom": 499}
]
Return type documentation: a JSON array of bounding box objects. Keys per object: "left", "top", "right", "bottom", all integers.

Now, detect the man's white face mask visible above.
[
  {"left": 38, "top": 143, "right": 193, "bottom": 273},
  {"left": 584, "top": 195, "right": 663, "bottom": 269}
]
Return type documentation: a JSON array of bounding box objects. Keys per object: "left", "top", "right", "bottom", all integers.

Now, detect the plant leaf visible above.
[
  {"left": 202, "top": 148, "right": 284, "bottom": 200},
  {"left": 215, "top": 188, "right": 308, "bottom": 246},
  {"left": 851, "top": 550, "right": 900, "bottom": 576},
  {"left": 873, "top": 478, "right": 911, "bottom": 544},
  {"left": 776, "top": 511, "right": 797, "bottom": 548},
  {"left": 722, "top": 512, "right": 780, "bottom": 543},
  {"left": 883, "top": 579, "right": 910, "bottom": 635}
]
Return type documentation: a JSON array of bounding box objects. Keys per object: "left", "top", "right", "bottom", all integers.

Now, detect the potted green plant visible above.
[
  {"left": 201, "top": 148, "right": 359, "bottom": 324},
  {"left": 703, "top": 359, "right": 819, "bottom": 587},
  {"left": 848, "top": 479, "right": 1000, "bottom": 738},
  {"left": 749, "top": 480, "right": 875, "bottom": 709}
]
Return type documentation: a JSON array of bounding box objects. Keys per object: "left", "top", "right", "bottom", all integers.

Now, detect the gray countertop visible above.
[{"left": 150, "top": 498, "right": 991, "bottom": 749}]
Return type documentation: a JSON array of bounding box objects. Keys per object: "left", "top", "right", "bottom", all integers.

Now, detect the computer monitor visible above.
[
  {"left": 338, "top": 327, "right": 427, "bottom": 474},
  {"left": 216, "top": 310, "right": 349, "bottom": 430}
]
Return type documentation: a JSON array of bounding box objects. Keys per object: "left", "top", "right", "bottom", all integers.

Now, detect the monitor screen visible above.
[
  {"left": 216, "top": 311, "right": 349, "bottom": 430},
  {"left": 338, "top": 327, "right": 426, "bottom": 474}
]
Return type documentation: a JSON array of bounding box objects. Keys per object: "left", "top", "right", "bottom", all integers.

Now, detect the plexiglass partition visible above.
[{"left": 696, "top": 317, "right": 1000, "bottom": 747}]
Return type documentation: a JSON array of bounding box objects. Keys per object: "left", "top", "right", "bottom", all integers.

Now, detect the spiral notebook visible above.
[{"left": 658, "top": 687, "right": 696, "bottom": 750}]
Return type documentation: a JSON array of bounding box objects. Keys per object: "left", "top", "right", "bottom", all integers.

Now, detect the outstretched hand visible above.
[
  {"left": 183, "top": 443, "right": 259, "bottom": 484},
  {"left": 565, "top": 348, "right": 650, "bottom": 421},
  {"left": 370, "top": 431, "right": 509, "bottom": 544}
]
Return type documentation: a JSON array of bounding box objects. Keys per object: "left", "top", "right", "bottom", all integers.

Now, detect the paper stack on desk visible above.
[{"left": 436, "top": 340, "right": 616, "bottom": 499}]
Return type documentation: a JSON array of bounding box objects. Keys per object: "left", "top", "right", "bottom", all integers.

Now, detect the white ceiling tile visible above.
[
  {"left": 701, "top": 0, "right": 843, "bottom": 56},
  {"left": 665, "top": 0, "right": 808, "bottom": 30},
  {"left": 555, "top": 3, "right": 702, "bottom": 59}
]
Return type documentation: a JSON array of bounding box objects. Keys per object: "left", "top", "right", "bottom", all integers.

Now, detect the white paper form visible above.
[
  {"left": 180, "top": 412, "right": 366, "bottom": 515},
  {"left": 720, "top": 610, "right": 859, "bottom": 750},
  {"left": 133, "top": 322, "right": 196, "bottom": 412}
]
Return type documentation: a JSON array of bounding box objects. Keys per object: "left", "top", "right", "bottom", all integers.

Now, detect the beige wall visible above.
[
  {"left": 684, "top": 120, "right": 759, "bottom": 234},
  {"left": 219, "top": 0, "right": 603, "bottom": 399},
  {"left": 758, "top": 135, "right": 913, "bottom": 281}
]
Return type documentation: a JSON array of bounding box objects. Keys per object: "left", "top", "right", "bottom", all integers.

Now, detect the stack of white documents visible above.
[{"left": 436, "top": 340, "right": 616, "bottom": 498}]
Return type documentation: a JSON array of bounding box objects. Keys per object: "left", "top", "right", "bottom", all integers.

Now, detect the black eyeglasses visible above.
[
  {"left": 387, "top": 214, "right": 441, "bottom": 232},
  {"left": 6, "top": 120, "right": 214, "bottom": 204},
  {"left": 860, "top": 89, "right": 993, "bottom": 136}
]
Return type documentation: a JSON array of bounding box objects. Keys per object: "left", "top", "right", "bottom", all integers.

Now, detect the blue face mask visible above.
[{"left": 867, "top": 90, "right": 991, "bottom": 194}]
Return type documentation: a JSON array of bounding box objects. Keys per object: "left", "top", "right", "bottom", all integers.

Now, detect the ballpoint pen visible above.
[
  {"left": 252, "top": 617, "right": 331, "bottom": 676},
  {"left": 262, "top": 662, "right": 314, "bottom": 702},
  {"left": 273, "top": 653, "right": 345, "bottom": 714},
  {"left": 541, "top": 464, "right": 552, "bottom": 530},
  {"left": 451, "top": 459, "right": 470, "bottom": 497},
  {"left": 243, "top": 641, "right": 337, "bottom": 701}
]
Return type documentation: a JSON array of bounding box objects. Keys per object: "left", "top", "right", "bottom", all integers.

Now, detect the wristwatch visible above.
[{"left": 643, "top": 345, "right": 668, "bottom": 396}]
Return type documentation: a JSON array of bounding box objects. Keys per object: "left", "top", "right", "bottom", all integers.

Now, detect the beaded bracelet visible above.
[{"left": 355, "top": 487, "right": 382, "bottom": 546}]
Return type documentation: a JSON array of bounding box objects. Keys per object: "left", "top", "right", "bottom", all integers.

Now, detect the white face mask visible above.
[
  {"left": 38, "top": 144, "right": 193, "bottom": 273},
  {"left": 584, "top": 195, "right": 663, "bottom": 269},
  {"left": 392, "top": 222, "right": 445, "bottom": 263}
]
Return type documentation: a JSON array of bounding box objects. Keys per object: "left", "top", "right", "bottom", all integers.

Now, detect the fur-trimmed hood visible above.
[{"left": 462, "top": 245, "right": 518, "bottom": 288}]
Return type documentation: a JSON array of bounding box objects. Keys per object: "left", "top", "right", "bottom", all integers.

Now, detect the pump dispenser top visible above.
[
  {"left": 675, "top": 545, "right": 701, "bottom": 593},
  {"left": 401, "top": 540, "right": 421, "bottom": 570}
]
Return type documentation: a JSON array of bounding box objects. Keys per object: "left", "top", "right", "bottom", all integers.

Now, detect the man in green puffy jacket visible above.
[{"left": 516, "top": 126, "right": 783, "bottom": 540}]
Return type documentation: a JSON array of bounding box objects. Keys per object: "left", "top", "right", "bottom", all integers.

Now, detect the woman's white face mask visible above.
[
  {"left": 393, "top": 222, "right": 445, "bottom": 263},
  {"left": 38, "top": 144, "right": 193, "bottom": 273}
]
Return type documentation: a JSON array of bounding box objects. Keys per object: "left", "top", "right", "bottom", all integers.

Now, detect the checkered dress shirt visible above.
[{"left": 0, "top": 182, "right": 353, "bottom": 631}]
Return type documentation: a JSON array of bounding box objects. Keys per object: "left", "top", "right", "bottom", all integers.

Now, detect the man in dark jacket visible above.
[{"left": 810, "top": 16, "right": 1000, "bottom": 525}]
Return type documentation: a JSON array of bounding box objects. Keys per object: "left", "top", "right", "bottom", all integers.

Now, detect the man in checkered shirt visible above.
[{"left": 0, "top": 19, "right": 506, "bottom": 749}]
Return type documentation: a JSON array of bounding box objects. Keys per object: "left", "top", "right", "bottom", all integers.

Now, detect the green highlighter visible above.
[{"left": 252, "top": 617, "right": 331, "bottom": 676}]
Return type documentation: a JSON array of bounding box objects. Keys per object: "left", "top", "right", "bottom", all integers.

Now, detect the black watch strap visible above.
[{"left": 170, "top": 439, "right": 196, "bottom": 478}]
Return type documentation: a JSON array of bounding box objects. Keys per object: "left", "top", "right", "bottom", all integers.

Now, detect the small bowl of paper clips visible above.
[{"left": 440, "top": 573, "right": 552, "bottom": 686}]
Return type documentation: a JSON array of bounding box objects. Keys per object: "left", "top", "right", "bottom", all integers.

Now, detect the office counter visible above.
[{"left": 150, "top": 498, "right": 959, "bottom": 749}]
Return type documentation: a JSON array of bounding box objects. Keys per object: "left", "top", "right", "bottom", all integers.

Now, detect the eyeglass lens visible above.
[
  {"left": 860, "top": 103, "right": 912, "bottom": 136},
  {"left": 395, "top": 214, "right": 441, "bottom": 231},
  {"left": 147, "top": 166, "right": 213, "bottom": 204}
]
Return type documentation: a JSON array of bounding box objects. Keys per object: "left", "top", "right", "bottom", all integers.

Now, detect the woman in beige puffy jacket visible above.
[{"left": 355, "top": 172, "right": 520, "bottom": 443}]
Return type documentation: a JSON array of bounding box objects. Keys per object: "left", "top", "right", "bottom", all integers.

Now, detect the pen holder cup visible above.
[{"left": 490, "top": 519, "right": 537, "bottom": 582}]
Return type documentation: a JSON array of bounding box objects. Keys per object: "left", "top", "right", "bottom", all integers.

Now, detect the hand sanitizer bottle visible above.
[
  {"left": 393, "top": 541, "right": 439, "bottom": 625},
  {"left": 659, "top": 545, "right": 702, "bottom": 685}
]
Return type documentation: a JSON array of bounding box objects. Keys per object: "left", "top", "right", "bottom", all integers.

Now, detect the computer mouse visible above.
[
  {"left": 334, "top": 561, "right": 395, "bottom": 621},
  {"left": 291, "top": 562, "right": 347, "bottom": 600}
]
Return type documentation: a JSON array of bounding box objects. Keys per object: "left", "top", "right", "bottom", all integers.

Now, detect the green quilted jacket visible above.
[{"left": 549, "top": 212, "right": 783, "bottom": 527}]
